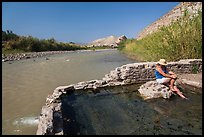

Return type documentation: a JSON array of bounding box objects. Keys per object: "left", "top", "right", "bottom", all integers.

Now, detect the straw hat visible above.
[{"left": 157, "top": 59, "right": 167, "bottom": 66}]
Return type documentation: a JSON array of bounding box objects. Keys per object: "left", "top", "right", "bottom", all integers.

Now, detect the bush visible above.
[
  {"left": 120, "top": 10, "right": 202, "bottom": 62},
  {"left": 2, "top": 32, "right": 85, "bottom": 53}
]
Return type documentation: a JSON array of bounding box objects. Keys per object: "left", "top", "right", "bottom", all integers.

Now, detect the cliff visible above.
[
  {"left": 136, "top": 2, "right": 202, "bottom": 40},
  {"left": 88, "top": 35, "right": 127, "bottom": 48}
]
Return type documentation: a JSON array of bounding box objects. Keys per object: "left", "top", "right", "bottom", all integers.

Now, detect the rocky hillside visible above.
[
  {"left": 136, "top": 2, "right": 202, "bottom": 40},
  {"left": 88, "top": 35, "right": 127, "bottom": 48}
]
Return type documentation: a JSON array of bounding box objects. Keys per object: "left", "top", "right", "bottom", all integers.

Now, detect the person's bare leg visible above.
[
  {"left": 169, "top": 79, "right": 176, "bottom": 91},
  {"left": 174, "top": 86, "right": 188, "bottom": 99}
]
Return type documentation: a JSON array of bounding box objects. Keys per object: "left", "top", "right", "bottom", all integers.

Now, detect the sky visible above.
[{"left": 2, "top": 2, "right": 180, "bottom": 44}]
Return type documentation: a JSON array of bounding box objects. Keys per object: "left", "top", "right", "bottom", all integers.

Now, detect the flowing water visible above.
[
  {"left": 62, "top": 84, "right": 202, "bottom": 135},
  {"left": 2, "top": 49, "right": 136, "bottom": 135}
]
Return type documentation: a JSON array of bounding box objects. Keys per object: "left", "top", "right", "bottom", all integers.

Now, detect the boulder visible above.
[{"left": 138, "top": 81, "right": 172, "bottom": 100}]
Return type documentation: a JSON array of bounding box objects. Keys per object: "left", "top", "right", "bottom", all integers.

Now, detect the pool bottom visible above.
[{"left": 61, "top": 84, "right": 202, "bottom": 135}]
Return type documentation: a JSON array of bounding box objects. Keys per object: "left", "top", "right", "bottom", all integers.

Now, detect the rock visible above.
[
  {"left": 88, "top": 35, "right": 127, "bottom": 48},
  {"left": 55, "top": 85, "right": 75, "bottom": 94},
  {"left": 138, "top": 81, "right": 172, "bottom": 100},
  {"left": 116, "top": 35, "right": 127, "bottom": 44},
  {"left": 181, "top": 79, "right": 202, "bottom": 88},
  {"left": 46, "top": 95, "right": 55, "bottom": 105},
  {"left": 136, "top": 2, "right": 202, "bottom": 40},
  {"left": 93, "top": 80, "right": 107, "bottom": 88},
  {"left": 55, "top": 131, "right": 63, "bottom": 135},
  {"left": 2, "top": 59, "right": 8, "bottom": 62},
  {"left": 36, "top": 105, "right": 54, "bottom": 135},
  {"left": 74, "top": 82, "right": 88, "bottom": 90}
]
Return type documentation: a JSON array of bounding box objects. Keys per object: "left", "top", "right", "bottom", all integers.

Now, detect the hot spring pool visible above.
[{"left": 61, "top": 84, "right": 202, "bottom": 135}]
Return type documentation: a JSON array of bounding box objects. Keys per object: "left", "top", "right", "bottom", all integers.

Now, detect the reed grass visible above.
[{"left": 119, "top": 10, "right": 202, "bottom": 62}]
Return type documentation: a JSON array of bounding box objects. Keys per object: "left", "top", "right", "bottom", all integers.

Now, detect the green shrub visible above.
[
  {"left": 191, "top": 65, "right": 199, "bottom": 74},
  {"left": 2, "top": 32, "right": 85, "bottom": 53},
  {"left": 121, "top": 9, "right": 202, "bottom": 62}
]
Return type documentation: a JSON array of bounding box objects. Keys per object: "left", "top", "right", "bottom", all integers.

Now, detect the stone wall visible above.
[
  {"left": 136, "top": 2, "right": 202, "bottom": 40},
  {"left": 36, "top": 59, "right": 202, "bottom": 135}
]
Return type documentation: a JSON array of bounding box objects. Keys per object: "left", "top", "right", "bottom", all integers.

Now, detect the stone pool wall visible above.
[{"left": 36, "top": 59, "right": 202, "bottom": 135}]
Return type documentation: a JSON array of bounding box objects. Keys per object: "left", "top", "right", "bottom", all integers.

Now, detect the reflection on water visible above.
[
  {"left": 2, "top": 50, "right": 136, "bottom": 135},
  {"left": 62, "top": 84, "right": 202, "bottom": 135}
]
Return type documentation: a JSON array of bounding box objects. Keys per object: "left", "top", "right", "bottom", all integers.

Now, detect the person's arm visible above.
[
  {"left": 156, "top": 66, "right": 173, "bottom": 78},
  {"left": 169, "top": 71, "right": 175, "bottom": 75},
  {"left": 168, "top": 70, "right": 177, "bottom": 78}
]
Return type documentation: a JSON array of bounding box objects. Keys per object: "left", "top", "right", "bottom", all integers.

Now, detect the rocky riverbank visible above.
[{"left": 2, "top": 49, "right": 117, "bottom": 62}]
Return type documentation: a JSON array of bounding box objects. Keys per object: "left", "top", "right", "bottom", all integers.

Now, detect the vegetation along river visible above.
[{"left": 2, "top": 49, "right": 136, "bottom": 135}]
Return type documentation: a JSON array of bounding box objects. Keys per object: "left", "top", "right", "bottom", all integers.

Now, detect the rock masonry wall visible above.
[
  {"left": 136, "top": 2, "right": 202, "bottom": 40},
  {"left": 36, "top": 59, "right": 202, "bottom": 135}
]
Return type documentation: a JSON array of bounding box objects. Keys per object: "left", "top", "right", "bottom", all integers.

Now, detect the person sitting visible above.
[{"left": 154, "top": 59, "right": 188, "bottom": 100}]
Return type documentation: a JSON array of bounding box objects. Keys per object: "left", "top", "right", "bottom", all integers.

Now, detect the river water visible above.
[{"left": 2, "top": 49, "right": 136, "bottom": 135}]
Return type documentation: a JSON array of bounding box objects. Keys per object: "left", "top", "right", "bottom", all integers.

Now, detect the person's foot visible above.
[
  {"left": 181, "top": 96, "right": 189, "bottom": 100},
  {"left": 184, "top": 97, "right": 189, "bottom": 100}
]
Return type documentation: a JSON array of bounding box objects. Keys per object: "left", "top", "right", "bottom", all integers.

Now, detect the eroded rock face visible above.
[
  {"left": 116, "top": 35, "right": 127, "bottom": 44},
  {"left": 88, "top": 35, "right": 127, "bottom": 48},
  {"left": 136, "top": 2, "right": 202, "bottom": 40},
  {"left": 138, "top": 81, "right": 172, "bottom": 100}
]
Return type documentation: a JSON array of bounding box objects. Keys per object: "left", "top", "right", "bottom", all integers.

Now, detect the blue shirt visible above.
[{"left": 154, "top": 68, "right": 169, "bottom": 79}]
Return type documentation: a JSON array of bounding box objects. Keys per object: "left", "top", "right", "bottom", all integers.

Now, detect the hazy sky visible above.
[{"left": 2, "top": 2, "right": 179, "bottom": 43}]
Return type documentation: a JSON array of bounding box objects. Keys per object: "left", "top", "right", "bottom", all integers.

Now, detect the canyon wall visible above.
[{"left": 136, "top": 2, "right": 202, "bottom": 40}]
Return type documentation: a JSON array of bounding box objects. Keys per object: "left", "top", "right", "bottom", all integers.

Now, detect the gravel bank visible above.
[{"left": 2, "top": 49, "right": 116, "bottom": 62}]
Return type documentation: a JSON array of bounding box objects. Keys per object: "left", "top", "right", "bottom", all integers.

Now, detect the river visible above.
[{"left": 2, "top": 49, "right": 136, "bottom": 135}]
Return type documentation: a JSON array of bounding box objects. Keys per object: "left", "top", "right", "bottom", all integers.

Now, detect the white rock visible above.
[{"left": 138, "top": 81, "right": 172, "bottom": 100}]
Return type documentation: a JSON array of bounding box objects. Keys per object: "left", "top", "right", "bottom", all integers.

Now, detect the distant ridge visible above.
[{"left": 88, "top": 35, "right": 127, "bottom": 48}]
